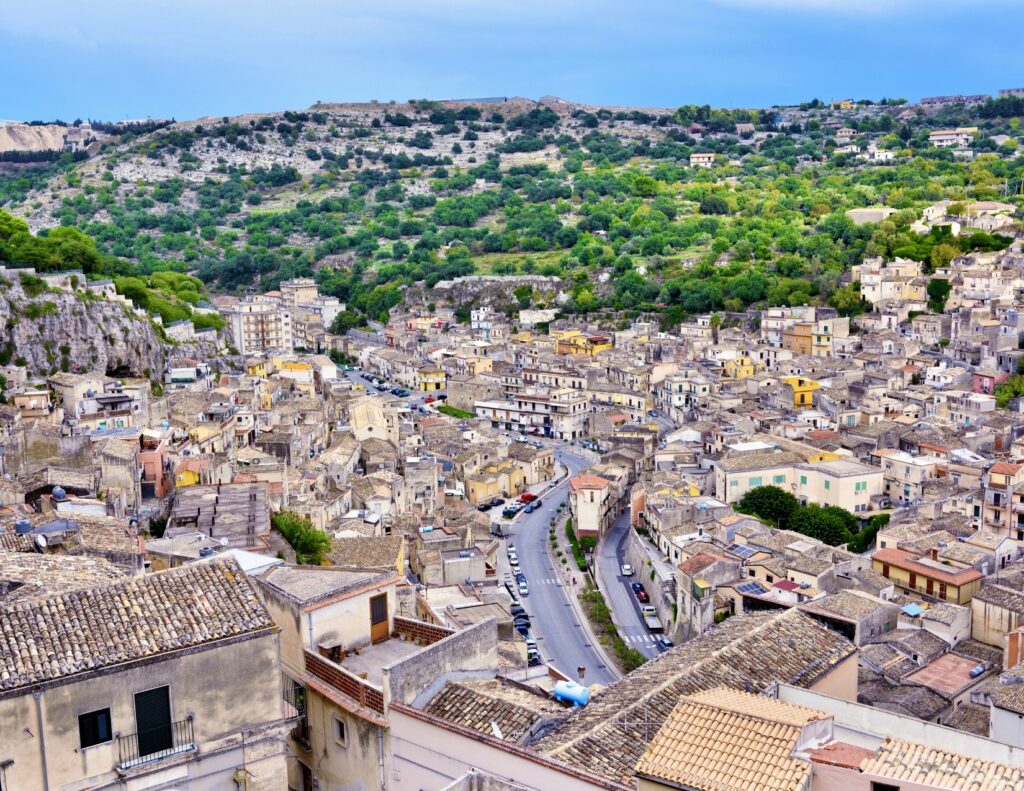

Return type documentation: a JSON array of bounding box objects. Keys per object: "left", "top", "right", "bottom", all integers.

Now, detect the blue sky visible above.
[{"left": 2, "top": 0, "right": 1022, "bottom": 121}]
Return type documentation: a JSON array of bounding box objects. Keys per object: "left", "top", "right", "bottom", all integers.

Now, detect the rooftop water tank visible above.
[
  {"left": 14, "top": 519, "right": 32, "bottom": 535},
  {"left": 51, "top": 486, "right": 67, "bottom": 502},
  {"left": 553, "top": 680, "right": 590, "bottom": 707},
  {"left": 199, "top": 546, "right": 215, "bottom": 557}
]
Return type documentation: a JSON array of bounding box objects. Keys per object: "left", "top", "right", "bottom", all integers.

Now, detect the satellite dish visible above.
[
  {"left": 35, "top": 535, "right": 47, "bottom": 550},
  {"left": 219, "top": 538, "right": 229, "bottom": 547}
]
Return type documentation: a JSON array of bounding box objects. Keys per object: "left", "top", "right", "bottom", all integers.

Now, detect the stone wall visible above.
[{"left": 384, "top": 617, "right": 498, "bottom": 708}]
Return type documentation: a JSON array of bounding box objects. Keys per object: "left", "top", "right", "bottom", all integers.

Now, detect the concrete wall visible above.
[
  {"left": 0, "top": 631, "right": 287, "bottom": 791},
  {"left": 810, "top": 653, "right": 859, "bottom": 702},
  {"left": 972, "top": 596, "right": 1022, "bottom": 647},
  {"left": 389, "top": 706, "right": 617, "bottom": 791},
  {"left": 384, "top": 618, "right": 498, "bottom": 708},
  {"left": 777, "top": 683, "right": 1024, "bottom": 767}
]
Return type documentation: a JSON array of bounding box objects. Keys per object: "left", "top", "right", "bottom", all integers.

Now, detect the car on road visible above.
[
  {"left": 518, "top": 492, "right": 537, "bottom": 503},
  {"left": 515, "top": 620, "right": 530, "bottom": 636},
  {"left": 477, "top": 502, "right": 492, "bottom": 512},
  {"left": 424, "top": 396, "right": 435, "bottom": 403},
  {"left": 518, "top": 581, "right": 529, "bottom": 596},
  {"left": 631, "top": 582, "right": 643, "bottom": 593},
  {"left": 524, "top": 503, "right": 536, "bottom": 513},
  {"left": 656, "top": 635, "right": 674, "bottom": 650},
  {"left": 515, "top": 572, "right": 526, "bottom": 583},
  {"left": 636, "top": 588, "right": 650, "bottom": 603},
  {"left": 527, "top": 647, "right": 541, "bottom": 666},
  {"left": 508, "top": 549, "right": 518, "bottom": 564},
  {"left": 620, "top": 564, "right": 634, "bottom": 577},
  {"left": 490, "top": 497, "right": 504, "bottom": 507},
  {"left": 511, "top": 605, "right": 527, "bottom": 617},
  {"left": 513, "top": 613, "right": 531, "bottom": 627}
]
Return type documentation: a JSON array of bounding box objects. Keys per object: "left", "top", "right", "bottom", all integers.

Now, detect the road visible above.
[
  {"left": 597, "top": 509, "right": 661, "bottom": 659},
  {"left": 504, "top": 449, "right": 617, "bottom": 687}
]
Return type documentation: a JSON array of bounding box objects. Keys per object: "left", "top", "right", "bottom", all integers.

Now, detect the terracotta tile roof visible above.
[
  {"left": 944, "top": 701, "right": 990, "bottom": 736},
  {"left": 634, "top": 688, "right": 819, "bottom": 791},
  {"left": 989, "top": 461, "right": 1023, "bottom": 476},
  {"left": 808, "top": 741, "right": 874, "bottom": 768},
  {"left": 533, "top": 610, "right": 855, "bottom": 785},
  {"left": 872, "top": 547, "right": 983, "bottom": 586},
  {"left": 569, "top": 474, "right": 610, "bottom": 492},
  {"left": 859, "top": 738, "right": 1024, "bottom": 790},
  {"left": 0, "top": 559, "right": 273, "bottom": 692},
  {"left": 424, "top": 680, "right": 563, "bottom": 741},
  {"left": 329, "top": 535, "right": 404, "bottom": 570}
]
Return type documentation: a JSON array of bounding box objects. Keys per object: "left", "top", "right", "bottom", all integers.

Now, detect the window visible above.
[
  {"left": 79, "top": 708, "right": 112, "bottom": 749},
  {"left": 730, "top": 480, "right": 738, "bottom": 488},
  {"left": 871, "top": 783, "right": 901, "bottom": 791},
  {"left": 749, "top": 476, "right": 762, "bottom": 487},
  {"left": 824, "top": 480, "right": 830, "bottom": 490},
  {"left": 766, "top": 575, "right": 774, "bottom": 583},
  {"left": 773, "top": 475, "right": 785, "bottom": 485},
  {"left": 800, "top": 475, "right": 807, "bottom": 486},
  {"left": 334, "top": 716, "right": 348, "bottom": 747}
]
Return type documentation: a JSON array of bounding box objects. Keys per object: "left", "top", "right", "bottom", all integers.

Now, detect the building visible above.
[
  {"left": 872, "top": 547, "right": 984, "bottom": 605},
  {"left": 568, "top": 473, "right": 613, "bottom": 538},
  {"left": 280, "top": 277, "right": 320, "bottom": 309},
  {"left": 929, "top": 127, "right": 978, "bottom": 148},
  {"left": 223, "top": 295, "right": 294, "bottom": 355},
  {"left": 689, "top": 152, "right": 716, "bottom": 168},
  {"left": 0, "top": 559, "right": 290, "bottom": 790}
]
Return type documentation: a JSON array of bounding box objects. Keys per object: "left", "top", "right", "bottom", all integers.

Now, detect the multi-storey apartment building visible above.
[{"left": 223, "top": 295, "right": 294, "bottom": 355}]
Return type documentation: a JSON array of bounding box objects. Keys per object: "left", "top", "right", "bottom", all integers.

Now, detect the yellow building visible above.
[
  {"left": 722, "top": 356, "right": 757, "bottom": 380},
  {"left": 246, "top": 359, "right": 270, "bottom": 378},
  {"left": 553, "top": 329, "right": 612, "bottom": 357},
  {"left": 782, "top": 376, "right": 820, "bottom": 408},
  {"left": 417, "top": 365, "right": 446, "bottom": 392}
]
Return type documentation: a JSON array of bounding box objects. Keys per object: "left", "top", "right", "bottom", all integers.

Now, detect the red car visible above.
[
  {"left": 424, "top": 396, "right": 436, "bottom": 403},
  {"left": 518, "top": 492, "right": 538, "bottom": 503}
]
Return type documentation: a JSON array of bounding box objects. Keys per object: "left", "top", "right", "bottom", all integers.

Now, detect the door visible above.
[
  {"left": 370, "top": 594, "right": 389, "bottom": 644},
  {"left": 926, "top": 579, "right": 935, "bottom": 597},
  {"left": 134, "top": 686, "right": 173, "bottom": 757}
]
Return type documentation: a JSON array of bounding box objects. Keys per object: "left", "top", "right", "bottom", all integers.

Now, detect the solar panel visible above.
[
  {"left": 736, "top": 581, "right": 767, "bottom": 596},
  {"left": 727, "top": 543, "right": 756, "bottom": 559}
]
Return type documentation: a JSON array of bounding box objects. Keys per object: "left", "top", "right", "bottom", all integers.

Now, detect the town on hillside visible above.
[{"left": 7, "top": 232, "right": 1024, "bottom": 788}]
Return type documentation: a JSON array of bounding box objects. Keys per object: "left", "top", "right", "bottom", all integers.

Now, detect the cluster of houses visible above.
[{"left": 10, "top": 232, "right": 1024, "bottom": 788}]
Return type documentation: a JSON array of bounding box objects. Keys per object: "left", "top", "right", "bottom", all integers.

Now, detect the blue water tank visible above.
[
  {"left": 51, "top": 486, "right": 67, "bottom": 502},
  {"left": 553, "top": 680, "right": 590, "bottom": 707},
  {"left": 14, "top": 519, "right": 32, "bottom": 535}
]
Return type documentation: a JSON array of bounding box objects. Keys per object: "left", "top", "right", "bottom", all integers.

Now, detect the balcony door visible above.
[
  {"left": 370, "top": 594, "right": 389, "bottom": 644},
  {"left": 135, "top": 686, "right": 173, "bottom": 757}
]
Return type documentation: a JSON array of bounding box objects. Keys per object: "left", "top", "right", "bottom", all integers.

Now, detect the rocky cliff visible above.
[{"left": 0, "top": 282, "right": 215, "bottom": 379}]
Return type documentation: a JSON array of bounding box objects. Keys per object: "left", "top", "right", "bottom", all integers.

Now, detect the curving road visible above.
[
  {"left": 504, "top": 449, "right": 617, "bottom": 687},
  {"left": 596, "top": 509, "right": 661, "bottom": 659}
]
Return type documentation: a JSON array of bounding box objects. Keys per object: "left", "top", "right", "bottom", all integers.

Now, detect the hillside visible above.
[{"left": 2, "top": 95, "right": 1023, "bottom": 329}]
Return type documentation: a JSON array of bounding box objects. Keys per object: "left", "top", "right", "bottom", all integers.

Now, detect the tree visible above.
[
  {"left": 927, "top": 277, "right": 951, "bottom": 313},
  {"left": 709, "top": 312, "right": 722, "bottom": 344},
  {"left": 736, "top": 486, "right": 799, "bottom": 528},
  {"left": 788, "top": 504, "right": 854, "bottom": 547},
  {"left": 829, "top": 283, "right": 866, "bottom": 317},
  {"left": 699, "top": 195, "right": 730, "bottom": 215},
  {"left": 272, "top": 512, "right": 331, "bottom": 565}
]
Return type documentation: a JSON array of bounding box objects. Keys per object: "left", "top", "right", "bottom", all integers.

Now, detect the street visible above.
[
  {"left": 596, "top": 509, "right": 661, "bottom": 659},
  {"left": 506, "top": 449, "right": 617, "bottom": 687}
]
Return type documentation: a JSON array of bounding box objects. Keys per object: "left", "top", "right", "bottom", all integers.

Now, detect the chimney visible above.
[{"left": 929, "top": 547, "right": 939, "bottom": 561}]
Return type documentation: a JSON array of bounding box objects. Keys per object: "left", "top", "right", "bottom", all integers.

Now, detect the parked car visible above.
[
  {"left": 656, "top": 635, "right": 674, "bottom": 650},
  {"left": 424, "top": 396, "right": 436, "bottom": 403},
  {"left": 490, "top": 497, "right": 504, "bottom": 507},
  {"left": 636, "top": 589, "right": 650, "bottom": 603},
  {"left": 524, "top": 503, "right": 536, "bottom": 514},
  {"left": 620, "top": 564, "right": 634, "bottom": 577},
  {"left": 518, "top": 581, "right": 529, "bottom": 597},
  {"left": 518, "top": 492, "right": 538, "bottom": 503},
  {"left": 527, "top": 648, "right": 541, "bottom": 667},
  {"left": 477, "top": 502, "right": 492, "bottom": 512},
  {"left": 514, "top": 614, "right": 531, "bottom": 628},
  {"left": 511, "top": 605, "right": 527, "bottom": 617},
  {"left": 631, "top": 582, "right": 644, "bottom": 594},
  {"left": 515, "top": 621, "right": 530, "bottom": 636},
  {"left": 515, "top": 572, "right": 527, "bottom": 584}
]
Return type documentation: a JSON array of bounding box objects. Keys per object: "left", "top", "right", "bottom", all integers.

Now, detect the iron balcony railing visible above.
[{"left": 116, "top": 716, "right": 195, "bottom": 771}]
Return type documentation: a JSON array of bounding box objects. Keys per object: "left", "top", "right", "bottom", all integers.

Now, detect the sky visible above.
[{"left": 2, "top": 0, "right": 1023, "bottom": 121}]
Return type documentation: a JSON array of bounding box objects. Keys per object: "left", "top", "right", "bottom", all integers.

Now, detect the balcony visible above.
[{"left": 116, "top": 717, "right": 195, "bottom": 771}]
